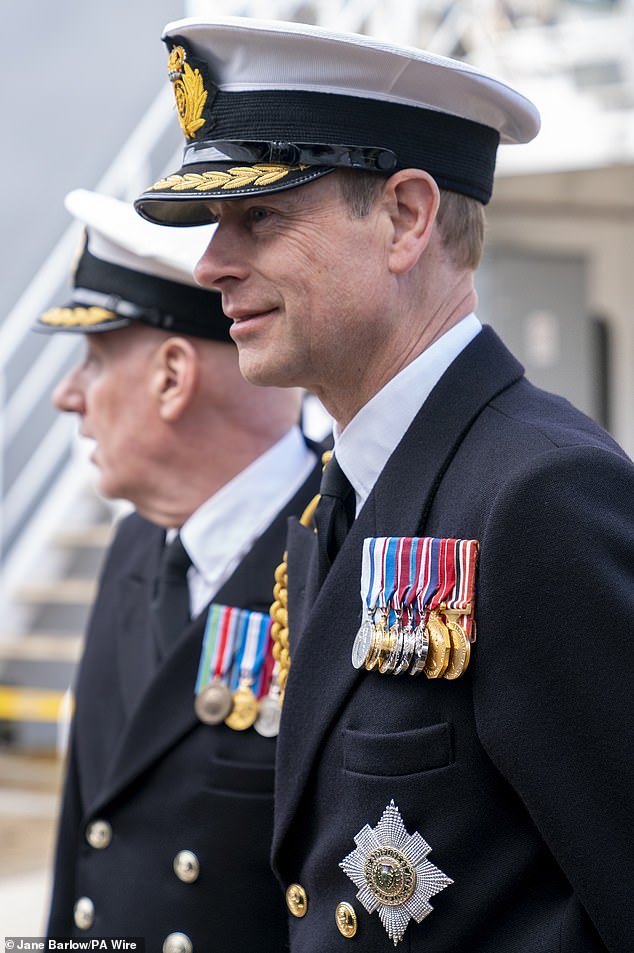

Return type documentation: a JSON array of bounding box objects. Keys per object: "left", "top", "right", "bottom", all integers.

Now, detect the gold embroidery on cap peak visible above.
[
  {"left": 167, "top": 45, "right": 207, "bottom": 140},
  {"left": 149, "top": 165, "right": 307, "bottom": 193},
  {"left": 40, "top": 307, "right": 117, "bottom": 328}
]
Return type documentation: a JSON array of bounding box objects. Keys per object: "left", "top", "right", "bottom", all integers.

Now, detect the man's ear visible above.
[
  {"left": 150, "top": 337, "right": 198, "bottom": 421},
  {"left": 383, "top": 169, "right": 440, "bottom": 275}
]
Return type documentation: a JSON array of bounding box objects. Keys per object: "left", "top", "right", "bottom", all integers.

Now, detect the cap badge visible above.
[
  {"left": 340, "top": 800, "right": 453, "bottom": 946},
  {"left": 167, "top": 45, "right": 207, "bottom": 140}
]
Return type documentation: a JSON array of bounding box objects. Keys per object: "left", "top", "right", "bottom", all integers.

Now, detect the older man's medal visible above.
[
  {"left": 195, "top": 603, "right": 274, "bottom": 729},
  {"left": 194, "top": 603, "right": 239, "bottom": 724},
  {"left": 225, "top": 609, "right": 271, "bottom": 730}
]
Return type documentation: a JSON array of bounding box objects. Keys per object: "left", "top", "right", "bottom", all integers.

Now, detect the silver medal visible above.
[
  {"left": 393, "top": 621, "right": 416, "bottom": 675},
  {"left": 254, "top": 693, "right": 282, "bottom": 737},
  {"left": 352, "top": 619, "right": 374, "bottom": 669},
  {"left": 409, "top": 620, "right": 430, "bottom": 676}
]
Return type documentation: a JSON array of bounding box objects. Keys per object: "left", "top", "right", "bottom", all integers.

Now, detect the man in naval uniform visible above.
[
  {"left": 135, "top": 18, "right": 634, "bottom": 953},
  {"left": 40, "top": 189, "right": 323, "bottom": 953}
]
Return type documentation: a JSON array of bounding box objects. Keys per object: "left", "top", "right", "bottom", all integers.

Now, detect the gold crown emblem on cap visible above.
[{"left": 167, "top": 45, "right": 207, "bottom": 140}]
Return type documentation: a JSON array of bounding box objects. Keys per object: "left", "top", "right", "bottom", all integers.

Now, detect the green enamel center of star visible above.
[
  {"left": 376, "top": 861, "right": 397, "bottom": 889},
  {"left": 364, "top": 847, "right": 416, "bottom": 906}
]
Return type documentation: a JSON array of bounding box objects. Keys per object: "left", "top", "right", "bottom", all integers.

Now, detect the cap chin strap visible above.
[{"left": 184, "top": 140, "right": 398, "bottom": 173}]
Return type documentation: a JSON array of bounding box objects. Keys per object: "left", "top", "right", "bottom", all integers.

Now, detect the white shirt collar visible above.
[
  {"left": 179, "top": 425, "right": 316, "bottom": 616},
  {"left": 334, "top": 315, "right": 481, "bottom": 513}
]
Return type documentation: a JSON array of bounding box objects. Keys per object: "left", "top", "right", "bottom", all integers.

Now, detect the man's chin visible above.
[{"left": 236, "top": 350, "right": 292, "bottom": 389}]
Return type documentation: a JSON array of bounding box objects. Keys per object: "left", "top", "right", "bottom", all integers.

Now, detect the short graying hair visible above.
[{"left": 335, "top": 169, "right": 486, "bottom": 270}]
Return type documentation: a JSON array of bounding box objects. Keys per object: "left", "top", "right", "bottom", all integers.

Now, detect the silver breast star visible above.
[{"left": 339, "top": 800, "right": 453, "bottom": 945}]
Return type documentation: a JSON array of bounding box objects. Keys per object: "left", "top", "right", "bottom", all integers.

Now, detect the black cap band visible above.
[
  {"left": 35, "top": 245, "right": 231, "bottom": 341},
  {"left": 185, "top": 87, "right": 499, "bottom": 203}
]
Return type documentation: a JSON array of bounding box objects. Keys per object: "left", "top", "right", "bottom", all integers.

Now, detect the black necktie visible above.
[
  {"left": 314, "top": 455, "right": 355, "bottom": 586},
  {"left": 152, "top": 533, "right": 192, "bottom": 658}
]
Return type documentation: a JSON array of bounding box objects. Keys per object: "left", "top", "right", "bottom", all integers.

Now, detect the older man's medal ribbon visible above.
[
  {"left": 195, "top": 604, "right": 239, "bottom": 723},
  {"left": 195, "top": 604, "right": 274, "bottom": 728},
  {"left": 225, "top": 610, "right": 272, "bottom": 731}
]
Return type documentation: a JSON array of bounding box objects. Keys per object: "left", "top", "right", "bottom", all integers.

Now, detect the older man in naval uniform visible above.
[
  {"left": 136, "top": 19, "right": 634, "bottom": 953},
  {"left": 40, "top": 189, "right": 323, "bottom": 953}
]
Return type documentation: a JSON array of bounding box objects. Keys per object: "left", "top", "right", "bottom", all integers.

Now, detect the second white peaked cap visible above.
[
  {"left": 35, "top": 190, "right": 231, "bottom": 340},
  {"left": 135, "top": 17, "right": 540, "bottom": 225},
  {"left": 66, "top": 188, "right": 213, "bottom": 286}
]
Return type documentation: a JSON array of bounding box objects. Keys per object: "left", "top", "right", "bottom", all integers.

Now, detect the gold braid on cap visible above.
[
  {"left": 40, "top": 306, "right": 117, "bottom": 328},
  {"left": 269, "top": 451, "right": 332, "bottom": 702},
  {"left": 148, "top": 165, "right": 306, "bottom": 193}
]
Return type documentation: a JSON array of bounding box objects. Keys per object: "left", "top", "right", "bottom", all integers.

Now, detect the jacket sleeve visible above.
[{"left": 473, "top": 444, "right": 634, "bottom": 953}]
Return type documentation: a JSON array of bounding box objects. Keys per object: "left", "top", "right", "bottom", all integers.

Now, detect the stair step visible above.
[
  {"left": 0, "top": 750, "right": 63, "bottom": 791},
  {"left": 0, "top": 686, "right": 71, "bottom": 723},
  {"left": 0, "top": 635, "right": 83, "bottom": 663},
  {"left": 16, "top": 578, "right": 97, "bottom": 605}
]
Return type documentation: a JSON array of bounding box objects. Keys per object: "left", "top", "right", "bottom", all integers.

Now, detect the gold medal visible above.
[
  {"left": 225, "top": 679, "right": 259, "bottom": 731},
  {"left": 423, "top": 610, "right": 451, "bottom": 679},
  {"left": 443, "top": 613, "right": 471, "bottom": 680},
  {"left": 194, "top": 677, "right": 233, "bottom": 724},
  {"left": 364, "top": 613, "right": 386, "bottom": 671}
]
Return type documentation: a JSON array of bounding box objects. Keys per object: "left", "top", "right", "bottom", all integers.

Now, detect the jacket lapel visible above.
[
  {"left": 93, "top": 450, "right": 324, "bottom": 812},
  {"left": 94, "top": 614, "right": 207, "bottom": 811},
  {"left": 273, "top": 328, "right": 524, "bottom": 863},
  {"left": 115, "top": 528, "right": 163, "bottom": 719}
]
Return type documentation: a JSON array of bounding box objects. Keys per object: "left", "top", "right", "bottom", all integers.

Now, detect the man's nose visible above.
[
  {"left": 194, "top": 224, "right": 249, "bottom": 290},
  {"left": 52, "top": 367, "right": 85, "bottom": 414}
]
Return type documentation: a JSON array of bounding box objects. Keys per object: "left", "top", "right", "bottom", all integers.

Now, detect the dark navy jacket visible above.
[
  {"left": 273, "top": 328, "right": 634, "bottom": 953},
  {"left": 48, "top": 458, "right": 322, "bottom": 953}
]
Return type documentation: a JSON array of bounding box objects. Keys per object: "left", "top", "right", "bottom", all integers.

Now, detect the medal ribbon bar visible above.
[{"left": 351, "top": 536, "right": 479, "bottom": 681}]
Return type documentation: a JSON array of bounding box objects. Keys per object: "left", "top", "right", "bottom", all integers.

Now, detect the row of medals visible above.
[
  {"left": 352, "top": 604, "right": 472, "bottom": 680},
  {"left": 194, "top": 674, "right": 282, "bottom": 736}
]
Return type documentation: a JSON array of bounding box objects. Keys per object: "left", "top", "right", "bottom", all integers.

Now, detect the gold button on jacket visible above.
[
  {"left": 286, "top": 882, "right": 308, "bottom": 918},
  {"left": 335, "top": 901, "right": 358, "bottom": 938}
]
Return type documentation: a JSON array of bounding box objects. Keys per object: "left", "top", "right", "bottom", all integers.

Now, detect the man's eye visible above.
[{"left": 249, "top": 208, "right": 270, "bottom": 222}]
